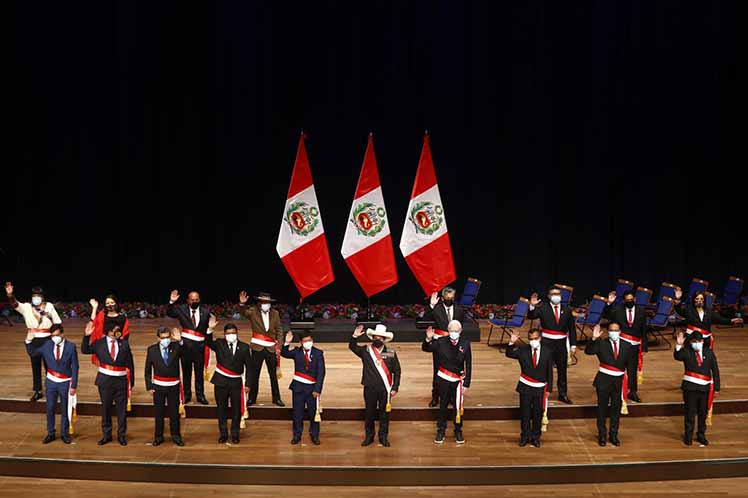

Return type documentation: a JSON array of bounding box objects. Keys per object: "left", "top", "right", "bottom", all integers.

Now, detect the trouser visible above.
[
  {"left": 547, "top": 340, "right": 568, "bottom": 397},
  {"left": 364, "top": 386, "right": 390, "bottom": 439},
  {"left": 98, "top": 379, "right": 128, "bottom": 438},
  {"left": 292, "top": 389, "right": 320, "bottom": 437},
  {"left": 683, "top": 390, "right": 708, "bottom": 439},
  {"left": 436, "top": 377, "right": 463, "bottom": 432},
  {"left": 596, "top": 379, "right": 623, "bottom": 436},
  {"left": 180, "top": 341, "right": 205, "bottom": 399},
  {"left": 215, "top": 382, "right": 242, "bottom": 438},
  {"left": 30, "top": 337, "right": 48, "bottom": 392},
  {"left": 625, "top": 344, "right": 640, "bottom": 395},
  {"left": 45, "top": 380, "right": 70, "bottom": 436},
  {"left": 519, "top": 389, "right": 543, "bottom": 439},
  {"left": 153, "top": 385, "right": 181, "bottom": 438},
  {"left": 248, "top": 348, "right": 281, "bottom": 404},
  {"left": 431, "top": 351, "right": 439, "bottom": 398}
]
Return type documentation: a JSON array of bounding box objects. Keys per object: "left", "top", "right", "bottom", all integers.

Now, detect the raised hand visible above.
[
  {"left": 239, "top": 291, "right": 249, "bottom": 305},
  {"left": 426, "top": 326, "right": 434, "bottom": 340},
  {"left": 89, "top": 298, "right": 99, "bottom": 310},
  {"left": 429, "top": 291, "right": 439, "bottom": 308},
  {"left": 509, "top": 332, "right": 519, "bottom": 344},
  {"left": 352, "top": 325, "right": 365, "bottom": 338},
  {"left": 84, "top": 321, "right": 94, "bottom": 336},
  {"left": 674, "top": 287, "right": 682, "bottom": 300},
  {"left": 171, "top": 328, "right": 182, "bottom": 342},
  {"left": 208, "top": 314, "right": 218, "bottom": 330},
  {"left": 285, "top": 331, "right": 294, "bottom": 343},
  {"left": 170, "top": 289, "right": 180, "bottom": 303},
  {"left": 4, "top": 282, "right": 12, "bottom": 296},
  {"left": 592, "top": 324, "right": 602, "bottom": 339},
  {"left": 607, "top": 291, "right": 617, "bottom": 304},
  {"left": 530, "top": 293, "right": 540, "bottom": 307},
  {"left": 676, "top": 331, "right": 685, "bottom": 346}
]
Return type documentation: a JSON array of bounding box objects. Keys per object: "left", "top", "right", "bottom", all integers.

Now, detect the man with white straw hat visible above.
[{"left": 349, "top": 323, "right": 401, "bottom": 447}]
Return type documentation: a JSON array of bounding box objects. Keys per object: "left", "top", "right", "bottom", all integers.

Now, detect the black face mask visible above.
[
  {"left": 106, "top": 304, "right": 117, "bottom": 312},
  {"left": 372, "top": 340, "right": 384, "bottom": 348},
  {"left": 190, "top": 302, "right": 200, "bottom": 310},
  {"left": 624, "top": 301, "right": 635, "bottom": 309},
  {"left": 442, "top": 299, "right": 454, "bottom": 307}
]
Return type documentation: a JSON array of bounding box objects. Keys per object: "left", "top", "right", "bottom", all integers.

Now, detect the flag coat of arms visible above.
[
  {"left": 276, "top": 135, "right": 335, "bottom": 298},
  {"left": 341, "top": 135, "right": 398, "bottom": 297},
  {"left": 399, "top": 134, "right": 456, "bottom": 295}
]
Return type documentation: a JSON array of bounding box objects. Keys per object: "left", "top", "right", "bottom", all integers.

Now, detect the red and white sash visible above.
[
  {"left": 46, "top": 368, "right": 71, "bottom": 383},
  {"left": 250, "top": 332, "right": 277, "bottom": 348},
  {"left": 437, "top": 366, "right": 465, "bottom": 422},
  {"left": 368, "top": 345, "right": 394, "bottom": 411},
  {"left": 98, "top": 363, "right": 128, "bottom": 377},
  {"left": 181, "top": 328, "right": 206, "bottom": 342},
  {"left": 599, "top": 363, "right": 629, "bottom": 414},
  {"left": 153, "top": 375, "right": 185, "bottom": 406},
  {"left": 29, "top": 327, "right": 51, "bottom": 338},
  {"left": 541, "top": 328, "right": 567, "bottom": 340},
  {"left": 619, "top": 332, "right": 641, "bottom": 346},
  {"left": 433, "top": 328, "right": 449, "bottom": 337},
  {"left": 684, "top": 370, "right": 715, "bottom": 420},
  {"left": 620, "top": 333, "right": 645, "bottom": 385},
  {"left": 520, "top": 373, "right": 549, "bottom": 428},
  {"left": 598, "top": 363, "right": 625, "bottom": 377},
  {"left": 292, "top": 371, "right": 317, "bottom": 384}
]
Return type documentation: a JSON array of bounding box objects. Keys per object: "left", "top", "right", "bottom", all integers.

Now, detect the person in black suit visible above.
[
  {"left": 674, "top": 330, "right": 720, "bottom": 446},
  {"left": 349, "top": 324, "right": 402, "bottom": 447},
  {"left": 423, "top": 287, "right": 466, "bottom": 407},
  {"left": 422, "top": 320, "right": 471, "bottom": 445},
  {"left": 506, "top": 328, "right": 553, "bottom": 447},
  {"left": 604, "top": 290, "right": 648, "bottom": 402},
  {"left": 144, "top": 327, "right": 185, "bottom": 446},
  {"left": 82, "top": 321, "right": 135, "bottom": 446},
  {"left": 673, "top": 288, "right": 743, "bottom": 350},
  {"left": 205, "top": 321, "right": 253, "bottom": 444},
  {"left": 585, "top": 322, "right": 632, "bottom": 447},
  {"left": 527, "top": 287, "right": 576, "bottom": 404},
  {"left": 167, "top": 289, "right": 213, "bottom": 405}
]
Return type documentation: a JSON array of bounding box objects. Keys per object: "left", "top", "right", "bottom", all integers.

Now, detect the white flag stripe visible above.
[
  {"left": 341, "top": 186, "right": 391, "bottom": 259},
  {"left": 276, "top": 184, "right": 326, "bottom": 258},
  {"left": 399, "top": 184, "right": 449, "bottom": 257}
]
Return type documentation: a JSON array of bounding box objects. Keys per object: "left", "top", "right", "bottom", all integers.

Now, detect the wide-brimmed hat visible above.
[
  {"left": 687, "top": 331, "right": 704, "bottom": 342},
  {"left": 255, "top": 292, "right": 277, "bottom": 302},
  {"left": 366, "top": 324, "right": 394, "bottom": 343}
]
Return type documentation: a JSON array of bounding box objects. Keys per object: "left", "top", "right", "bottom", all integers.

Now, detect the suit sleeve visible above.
[
  {"left": 421, "top": 338, "right": 437, "bottom": 352},
  {"left": 166, "top": 303, "right": 179, "bottom": 319},
  {"left": 639, "top": 311, "right": 649, "bottom": 352},
  {"left": 205, "top": 329, "right": 217, "bottom": 351},
  {"left": 674, "top": 346, "right": 687, "bottom": 362},
  {"left": 602, "top": 304, "right": 615, "bottom": 321},
  {"left": 81, "top": 335, "right": 93, "bottom": 355},
  {"left": 675, "top": 303, "right": 687, "bottom": 318},
  {"left": 505, "top": 344, "right": 521, "bottom": 360},
  {"left": 280, "top": 344, "right": 294, "bottom": 359},
  {"left": 710, "top": 310, "right": 732, "bottom": 325},
  {"left": 567, "top": 307, "right": 577, "bottom": 346},
  {"left": 526, "top": 304, "right": 539, "bottom": 320},
  {"left": 244, "top": 348, "right": 254, "bottom": 388},
  {"left": 422, "top": 305, "right": 435, "bottom": 322},
  {"left": 127, "top": 347, "right": 135, "bottom": 388},
  {"left": 48, "top": 304, "right": 62, "bottom": 325},
  {"left": 712, "top": 354, "right": 720, "bottom": 392},
  {"left": 348, "top": 336, "right": 365, "bottom": 357},
  {"left": 547, "top": 353, "right": 554, "bottom": 393},
  {"left": 144, "top": 350, "right": 154, "bottom": 391},
  {"left": 71, "top": 345, "right": 79, "bottom": 389},
  {"left": 272, "top": 312, "right": 283, "bottom": 344},
  {"left": 585, "top": 339, "right": 599, "bottom": 355},
  {"left": 314, "top": 352, "right": 326, "bottom": 394},
  {"left": 391, "top": 351, "right": 401, "bottom": 392},
  {"left": 463, "top": 342, "right": 472, "bottom": 388}
]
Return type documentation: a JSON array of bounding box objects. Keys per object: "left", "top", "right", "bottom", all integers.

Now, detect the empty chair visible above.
[
  {"left": 614, "top": 279, "right": 635, "bottom": 305},
  {"left": 647, "top": 296, "right": 675, "bottom": 348},
  {"left": 575, "top": 294, "right": 607, "bottom": 342},
  {"left": 720, "top": 276, "right": 744, "bottom": 308},
  {"left": 687, "top": 278, "right": 710, "bottom": 302},
  {"left": 457, "top": 277, "right": 481, "bottom": 306},
  {"left": 635, "top": 287, "right": 653, "bottom": 307},
  {"left": 704, "top": 291, "right": 717, "bottom": 310},
  {"left": 487, "top": 297, "right": 530, "bottom": 347},
  {"left": 651, "top": 282, "right": 679, "bottom": 309}
]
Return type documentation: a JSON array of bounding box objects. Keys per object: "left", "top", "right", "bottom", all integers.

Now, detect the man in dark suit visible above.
[
  {"left": 167, "top": 289, "right": 212, "bottom": 405},
  {"left": 585, "top": 322, "right": 632, "bottom": 447},
  {"left": 25, "top": 324, "right": 78, "bottom": 444},
  {"left": 144, "top": 327, "right": 185, "bottom": 446},
  {"left": 674, "top": 288, "right": 743, "bottom": 350},
  {"left": 239, "top": 291, "right": 285, "bottom": 407},
  {"left": 527, "top": 287, "right": 576, "bottom": 404},
  {"left": 674, "top": 330, "right": 720, "bottom": 446},
  {"left": 205, "top": 321, "right": 253, "bottom": 444},
  {"left": 281, "top": 330, "right": 325, "bottom": 445},
  {"left": 604, "top": 289, "right": 648, "bottom": 402},
  {"left": 82, "top": 321, "right": 135, "bottom": 446},
  {"left": 422, "top": 320, "right": 471, "bottom": 445},
  {"left": 349, "top": 324, "right": 401, "bottom": 447},
  {"left": 423, "top": 286, "right": 466, "bottom": 407},
  {"left": 506, "top": 328, "right": 553, "bottom": 447}
]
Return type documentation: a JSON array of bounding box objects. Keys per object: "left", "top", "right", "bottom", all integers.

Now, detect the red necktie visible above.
[
  {"left": 56, "top": 344, "right": 61, "bottom": 361},
  {"left": 554, "top": 305, "right": 560, "bottom": 324},
  {"left": 627, "top": 309, "right": 633, "bottom": 328},
  {"left": 110, "top": 339, "right": 116, "bottom": 360},
  {"left": 191, "top": 310, "right": 197, "bottom": 327},
  {"left": 532, "top": 349, "right": 537, "bottom": 368},
  {"left": 304, "top": 351, "right": 310, "bottom": 369},
  {"left": 696, "top": 352, "right": 702, "bottom": 367},
  {"left": 613, "top": 340, "right": 618, "bottom": 360}
]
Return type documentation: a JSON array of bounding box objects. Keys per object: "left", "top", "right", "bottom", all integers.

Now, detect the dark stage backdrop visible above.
[{"left": 6, "top": 1, "right": 745, "bottom": 305}]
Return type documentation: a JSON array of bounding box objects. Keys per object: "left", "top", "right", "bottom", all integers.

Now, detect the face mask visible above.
[
  {"left": 31, "top": 297, "right": 43, "bottom": 306},
  {"left": 190, "top": 302, "right": 200, "bottom": 310},
  {"left": 608, "top": 331, "right": 620, "bottom": 341},
  {"left": 160, "top": 338, "right": 171, "bottom": 348},
  {"left": 449, "top": 331, "right": 460, "bottom": 341},
  {"left": 51, "top": 336, "right": 63, "bottom": 345},
  {"left": 624, "top": 301, "right": 635, "bottom": 309},
  {"left": 529, "top": 339, "right": 541, "bottom": 349},
  {"left": 302, "top": 341, "right": 313, "bottom": 350},
  {"left": 549, "top": 295, "right": 562, "bottom": 305},
  {"left": 260, "top": 303, "right": 271, "bottom": 312},
  {"left": 225, "top": 333, "right": 237, "bottom": 344},
  {"left": 106, "top": 304, "right": 117, "bottom": 312},
  {"left": 442, "top": 299, "right": 454, "bottom": 307},
  {"left": 372, "top": 339, "right": 384, "bottom": 348},
  {"left": 691, "top": 342, "right": 703, "bottom": 352}
]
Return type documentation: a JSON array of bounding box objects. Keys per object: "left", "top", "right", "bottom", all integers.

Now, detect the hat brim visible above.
[
  {"left": 255, "top": 295, "right": 277, "bottom": 302},
  {"left": 366, "top": 329, "right": 394, "bottom": 342}
]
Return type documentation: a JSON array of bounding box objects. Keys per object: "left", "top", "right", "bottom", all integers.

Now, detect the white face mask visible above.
[
  {"left": 32, "top": 296, "right": 43, "bottom": 306},
  {"left": 529, "top": 339, "right": 541, "bottom": 349},
  {"left": 608, "top": 331, "right": 620, "bottom": 341},
  {"left": 51, "top": 336, "right": 63, "bottom": 345},
  {"left": 691, "top": 342, "right": 703, "bottom": 352},
  {"left": 302, "top": 340, "right": 313, "bottom": 351},
  {"left": 260, "top": 303, "right": 271, "bottom": 312},
  {"left": 449, "top": 331, "right": 461, "bottom": 341},
  {"left": 160, "top": 338, "right": 171, "bottom": 348},
  {"left": 225, "top": 333, "right": 237, "bottom": 344},
  {"left": 549, "top": 295, "right": 562, "bottom": 305}
]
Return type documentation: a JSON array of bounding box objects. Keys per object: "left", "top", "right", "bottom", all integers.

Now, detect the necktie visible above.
[
  {"left": 554, "top": 305, "right": 560, "bottom": 324},
  {"left": 191, "top": 310, "right": 197, "bottom": 327},
  {"left": 110, "top": 339, "right": 116, "bottom": 360},
  {"left": 56, "top": 344, "right": 61, "bottom": 361},
  {"left": 532, "top": 348, "right": 537, "bottom": 368},
  {"left": 447, "top": 307, "right": 452, "bottom": 321},
  {"left": 628, "top": 309, "right": 633, "bottom": 327},
  {"left": 451, "top": 340, "right": 458, "bottom": 346},
  {"left": 162, "top": 347, "right": 169, "bottom": 365},
  {"left": 613, "top": 340, "right": 618, "bottom": 360},
  {"left": 304, "top": 351, "right": 310, "bottom": 369},
  {"left": 696, "top": 352, "right": 702, "bottom": 367}
]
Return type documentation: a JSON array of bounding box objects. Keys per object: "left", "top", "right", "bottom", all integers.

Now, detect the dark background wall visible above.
[{"left": 6, "top": 1, "right": 745, "bottom": 305}]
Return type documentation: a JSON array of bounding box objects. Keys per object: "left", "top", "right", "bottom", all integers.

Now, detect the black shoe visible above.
[
  {"left": 273, "top": 399, "right": 286, "bottom": 407},
  {"left": 152, "top": 437, "right": 164, "bottom": 447},
  {"left": 609, "top": 434, "right": 620, "bottom": 446},
  {"left": 311, "top": 435, "right": 321, "bottom": 445},
  {"left": 429, "top": 395, "right": 439, "bottom": 408},
  {"left": 291, "top": 435, "right": 301, "bottom": 445},
  {"left": 519, "top": 437, "right": 529, "bottom": 447},
  {"left": 558, "top": 395, "right": 573, "bottom": 405},
  {"left": 455, "top": 430, "right": 465, "bottom": 444},
  {"left": 231, "top": 436, "right": 240, "bottom": 444},
  {"left": 31, "top": 391, "right": 43, "bottom": 402},
  {"left": 218, "top": 435, "right": 228, "bottom": 444},
  {"left": 196, "top": 395, "right": 209, "bottom": 405},
  {"left": 118, "top": 436, "right": 127, "bottom": 446},
  {"left": 379, "top": 437, "right": 390, "bottom": 447},
  {"left": 98, "top": 435, "right": 113, "bottom": 446},
  {"left": 361, "top": 436, "right": 375, "bottom": 447},
  {"left": 43, "top": 434, "right": 55, "bottom": 444},
  {"left": 598, "top": 434, "right": 607, "bottom": 447},
  {"left": 61, "top": 435, "right": 72, "bottom": 444},
  {"left": 172, "top": 436, "right": 184, "bottom": 446},
  {"left": 531, "top": 438, "right": 541, "bottom": 448},
  {"left": 184, "top": 395, "right": 192, "bottom": 404},
  {"left": 697, "top": 436, "right": 709, "bottom": 447},
  {"left": 434, "top": 430, "right": 445, "bottom": 444},
  {"left": 683, "top": 435, "right": 693, "bottom": 446},
  {"left": 627, "top": 393, "right": 642, "bottom": 403}
]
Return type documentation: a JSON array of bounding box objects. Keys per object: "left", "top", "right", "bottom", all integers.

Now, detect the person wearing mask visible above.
[
  {"left": 88, "top": 294, "right": 131, "bottom": 366},
  {"left": 506, "top": 328, "right": 553, "bottom": 447},
  {"left": 604, "top": 290, "right": 648, "bottom": 402},
  {"left": 674, "top": 288, "right": 743, "bottom": 350},
  {"left": 144, "top": 327, "right": 185, "bottom": 446},
  {"left": 281, "top": 331, "right": 326, "bottom": 445},
  {"left": 349, "top": 324, "right": 401, "bottom": 447},
  {"left": 422, "top": 320, "right": 471, "bottom": 445},
  {"left": 6, "top": 282, "right": 62, "bottom": 401},
  {"left": 25, "top": 324, "right": 78, "bottom": 444}
]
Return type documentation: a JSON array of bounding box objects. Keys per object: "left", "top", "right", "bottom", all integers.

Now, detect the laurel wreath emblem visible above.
[
  {"left": 284, "top": 200, "right": 319, "bottom": 236},
  {"left": 350, "top": 202, "right": 387, "bottom": 237},
  {"left": 409, "top": 201, "right": 443, "bottom": 235}
]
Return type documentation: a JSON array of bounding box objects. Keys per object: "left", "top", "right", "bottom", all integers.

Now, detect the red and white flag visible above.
[
  {"left": 276, "top": 135, "right": 335, "bottom": 299},
  {"left": 399, "top": 133, "right": 455, "bottom": 295},
  {"left": 341, "top": 135, "right": 398, "bottom": 297}
]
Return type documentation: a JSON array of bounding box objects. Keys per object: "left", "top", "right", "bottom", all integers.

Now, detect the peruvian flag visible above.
[
  {"left": 399, "top": 133, "right": 456, "bottom": 295},
  {"left": 341, "top": 134, "right": 398, "bottom": 297},
  {"left": 276, "top": 134, "right": 335, "bottom": 299}
]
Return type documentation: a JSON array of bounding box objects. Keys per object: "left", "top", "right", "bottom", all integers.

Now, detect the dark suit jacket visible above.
[
  {"left": 349, "top": 337, "right": 401, "bottom": 391},
  {"left": 205, "top": 332, "right": 253, "bottom": 388},
  {"left": 603, "top": 304, "right": 649, "bottom": 351},
  {"left": 144, "top": 341, "right": 184, "bottom": 391},
  {"left": 674, "top": 346, "right": 720, "bottom": 393},
  {"left": 26, "top": 339, "right": 79, "bottom": 389},
  {"left": 240, "top": 305, "right": 283, "bottom": 353},
  {"left": 166, "top": 303, "right": 211, "bottom": 350},
  {"left": 81, "top": 335, "right": 135, "bottom": 388},
  {"left": 423, "top": 302, "right": 467, "bottom": 331},
  {"left": 422, "top": 336, "right": 472, "bottom": 387},
  {"left": 585, "top": 338, "right": 632, "bottom": 389},
  {"left": 506, "top": 343, "right": 553, "bottom": 394},
  {"left": 676, "top": 304, "right": 732, "bottom": 332},
  {"left": 527, "top": 301, "right": 577, "bottom": 347},
  {"left": 281, "top": 345, "right": 326, "bottom": 393}
]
